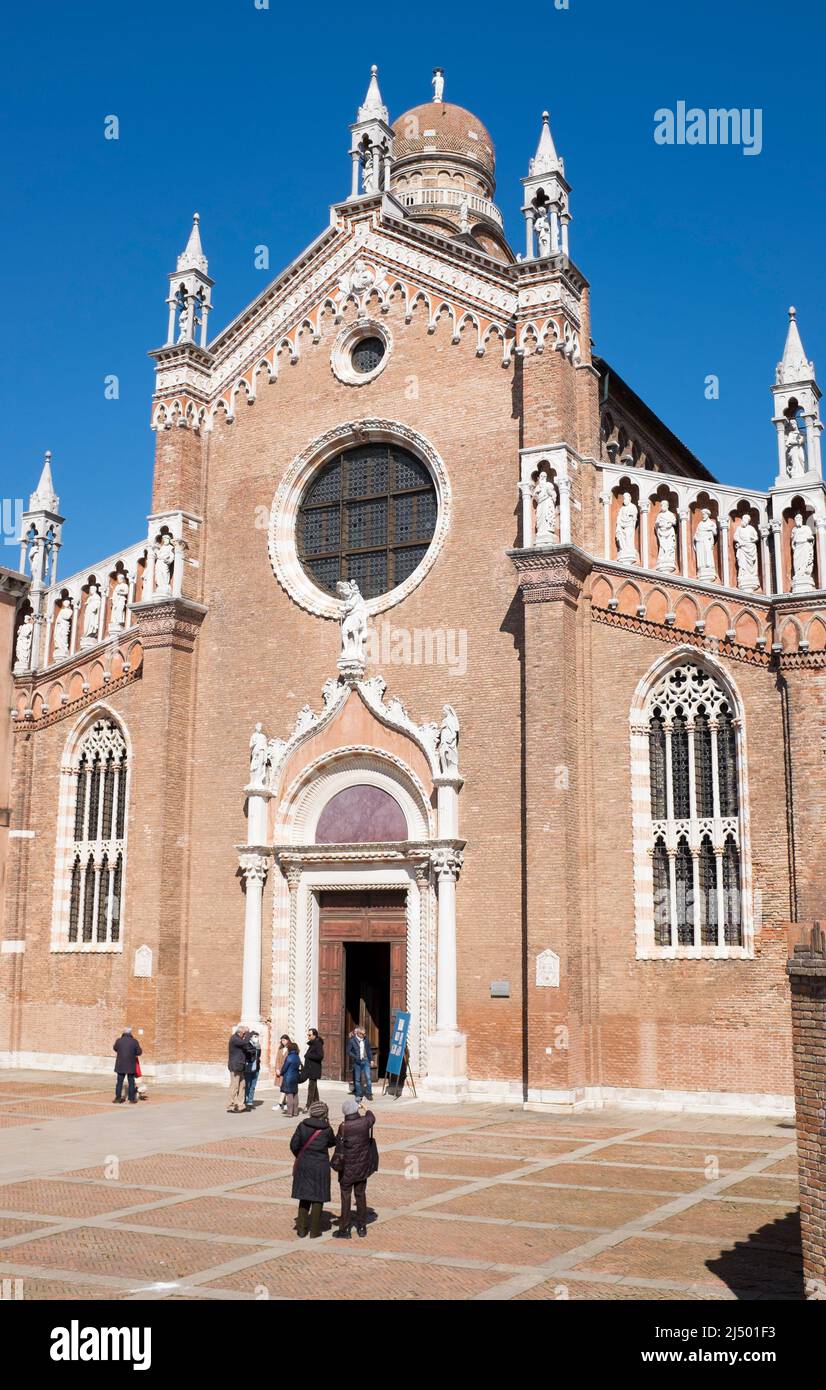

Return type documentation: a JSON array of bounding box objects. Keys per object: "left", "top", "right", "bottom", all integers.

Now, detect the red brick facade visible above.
[
  {"left": 2, "top": 90, "right": 824, "bottom": 1107},
  {"left": 787, "top": 924, "right": 826, "bottom": 1295}
]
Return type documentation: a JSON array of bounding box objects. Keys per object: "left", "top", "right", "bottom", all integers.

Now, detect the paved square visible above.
[{"left": 0, "top": 1071, "right": 804, "bottom": 1300}]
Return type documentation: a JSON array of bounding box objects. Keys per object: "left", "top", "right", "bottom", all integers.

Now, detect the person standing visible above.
[
  {"left": 347, "top": 1026, "right": 374, "bottom": 1102},
  {"left": 244, "top": 1030, "right": 262, "bottom": 1110},
  {"left": 227, "top": 1024, "right": 252, "bottom": 1114},
  {"left": 112, "top": 1027, "right": 142, "bottom": 1104},
  {"left": 333, "top": 1098, "right": 378, "bottom": 1239},
  {"left": 302, "top": 1029, "right": 324, "bottom": 1110},
  {"left": 272, "top": 1033, "right": 291, "bottom": 1113},
  {"left": 290, "top": 1100, "right": 337, "bottom": 1239},
  {"left": 279, "top": 1040, "right": 301, "bottom": 1117}
]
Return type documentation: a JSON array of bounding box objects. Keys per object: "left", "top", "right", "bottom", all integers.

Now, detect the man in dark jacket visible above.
[
  {"left": 346, "top": 1026, "right": 374, "bottom": 1101},
  {"left": 333, "top": 1097, "right": 378, "bottom": 1239},
  {"left": 227, "top": 1025, "right": 253, "bottom": 1113},
  {"left": 112, "top": 1028, "right": 142, "bottom": 1104},
  {"left": 302, "top": 1029, "right": 324, "bottom": 1110}
]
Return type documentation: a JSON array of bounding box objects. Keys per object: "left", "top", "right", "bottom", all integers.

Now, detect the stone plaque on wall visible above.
[
  {"left": 134, "top": 945, "right": 152, "bottom": 978},
  {"left": 536, "top": 949, "right": 560, "bottom": 988}
]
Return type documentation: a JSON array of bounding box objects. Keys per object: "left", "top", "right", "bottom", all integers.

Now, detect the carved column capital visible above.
[
  {"left": 431, "top": 847, "right": 464, "bottom": 883},
  {"left": 237, "top": 849, "right": 270, "bottom": 884}
]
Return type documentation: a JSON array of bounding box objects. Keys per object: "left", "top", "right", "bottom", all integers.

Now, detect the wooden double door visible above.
[{"left": 317, "top": 891, "right": 407, "bottom": 1081}]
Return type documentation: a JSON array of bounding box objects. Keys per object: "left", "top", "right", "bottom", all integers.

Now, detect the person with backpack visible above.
[
  {"left": 244, "top": 1030, "right": 262, "bottom": 1109},
  {"left": 302, "top": 1028, "right": 324, "bottom": 1110},
  {"left": 290, "top": 1100, "right": 337, "bottom": 1238},
  {"left": 279, "top": 1040, "right": 301, "bottom": 1117},
  {"left": 332, "top": 1097, "right": 378, "bottom": 1239}
]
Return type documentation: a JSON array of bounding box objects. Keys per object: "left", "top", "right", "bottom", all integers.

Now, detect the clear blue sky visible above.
[{"left": 3, "top": 0, "right": 824, "bottom": 578}]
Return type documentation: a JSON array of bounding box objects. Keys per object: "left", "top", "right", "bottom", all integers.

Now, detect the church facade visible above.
[{"left": 2, "top": 70, "right": 825, "bottom": 1109}]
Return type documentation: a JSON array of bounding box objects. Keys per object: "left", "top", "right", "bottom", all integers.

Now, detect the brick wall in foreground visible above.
[{"left": 786, "top": 922, "right": 826, "bottom": 1297}]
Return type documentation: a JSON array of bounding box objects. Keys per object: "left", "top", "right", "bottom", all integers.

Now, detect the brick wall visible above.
[{"left": 786, "top": 923, "right": 826, "bottom": 1296}]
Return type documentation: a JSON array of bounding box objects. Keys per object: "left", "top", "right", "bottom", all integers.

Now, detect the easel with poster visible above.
[{"left": 382, "top": 1008, "right": 417, "bottom": 1098}]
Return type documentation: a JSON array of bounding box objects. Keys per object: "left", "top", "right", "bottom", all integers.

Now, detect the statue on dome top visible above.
[{"left": 432, "top": 67, "right": 444, "bottom": 103}]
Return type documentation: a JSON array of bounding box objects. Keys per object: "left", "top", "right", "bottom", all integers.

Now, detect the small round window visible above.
[{"left": 351, "top": 336, "right": 385, "bottom": 375}]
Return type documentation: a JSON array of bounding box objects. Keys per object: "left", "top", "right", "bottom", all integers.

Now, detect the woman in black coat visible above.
[
  {"left": 302, "top": 1029, "right": 324, "bottom": 1110},
  {"left": 289, "top": 1100, "right": 336, "bottom": 1238},
  {"left": 333, "top": 1098, "right": 378, "bottom": 1239}
]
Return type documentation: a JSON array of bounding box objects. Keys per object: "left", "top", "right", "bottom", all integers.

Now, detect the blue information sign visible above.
[{"left": 385, "top": 1009, "right": 411, "bottom": 1077}]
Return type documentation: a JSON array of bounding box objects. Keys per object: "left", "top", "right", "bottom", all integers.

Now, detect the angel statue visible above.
[{"left": 337, "top": 579, "right": 369, "bottom": 663}]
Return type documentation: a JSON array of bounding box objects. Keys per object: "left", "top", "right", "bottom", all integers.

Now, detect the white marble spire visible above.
[
  {"left": 177, "top": 212, "right": 208, "bottom": 274},
  {"left": 529, "top": 111, "right": 563, "bottom": 176},
  {"left": 777, "top": 306, "right": 814, "bottom": 385},
  {"left": 29, "top": 450, "right": 59, "bottom": 511},
  {"left": 357, "top": 65, "right": 388, "bottom": 124}
]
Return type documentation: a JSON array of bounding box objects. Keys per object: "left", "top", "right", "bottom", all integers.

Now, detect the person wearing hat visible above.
[
  {"left": 333, "top": 1097, "right": 378, "bottom": 1239},
  {"left": 112, "top": 1027, "right": 142, "bottom": 1105},
  {"left": 289, "top": 1100, "right": 337, "bottom": 1238}
]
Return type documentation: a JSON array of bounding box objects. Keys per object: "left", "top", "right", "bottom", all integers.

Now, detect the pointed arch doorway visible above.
[{"left": 318, "top": 889, "right": 407, "bottom": 1080}]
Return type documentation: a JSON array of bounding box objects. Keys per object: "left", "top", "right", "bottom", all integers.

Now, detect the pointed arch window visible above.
[
  {"left": 632, "top": 660, "right": 749, "bottom": 957},
  {"left": 53, "top": 716, "right": 129, "bottom": 951}
]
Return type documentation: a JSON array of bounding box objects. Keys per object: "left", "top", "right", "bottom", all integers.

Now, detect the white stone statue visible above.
[
  {"left": 293, "top": 704, "right": 317, "bottom": 737},
  {"left": 248, "top": 722, "right": 268, "bottom": 787},
  {"left": 785, "top": 420, "right": 807, "bottom": 478},
  {"left": 15, "top": 614, "right": 34, "bottom": 667},
  {"left": 437, "top": 704, "right": 460, "bottom": 774},
  {"left": 459, "top": 198, "right": 470, "bottom": 234},
  {"left": 532, "top": 474, "right": 557, "bottom": 544},
  {"left": 27, "top": 537, "right": 44, "bottom": 588},
  {"left": 337, "top": 579, "right": 368, "bottom": 663},
  {"left": 791, "top": 513, "right": 815, "bottom": 592},
  {"left": 53, "top": 600, "right": 73, "bottom": 660},
  {"left": 733, "top": 518, "right": 760, "bottom": 593},
  {"left": 266, "top": 736, "right": 286, "bottom": 778},
  {"left": 693, "top": 508, "right": 718, "bottom": 581},
  {"left": 534, "top": 212, "right": 552, "bottom": 258},
  {"left": 615, "top": 492, "right": 639, "bottom": 562},
  {"left": 432, "top": 67, "right": 444, "bottom": 103},
  {"left": 361, "top": 153, "right": 378, "bottom": 194},
  {"left": 654, "top": 500, "right": 677, "bottom": 573},
  {"left": 321, "top": 677, "right": 341, "bottom": 711},
  {"left": 110, "top": 576, "right": 129, "bottom": 630},
  {"left": 153, "top": 535, "right": 175, "bottom": 595},
  {"left": 82, "top": 584, "right": 101, "bottom": 640}
]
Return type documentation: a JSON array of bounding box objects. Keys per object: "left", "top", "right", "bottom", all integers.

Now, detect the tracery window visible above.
[
  {"left": 296, "top": 442, "right": 438, "bottom": 600},
  {"left": 59, "top": 718, "right": 128, "bottom": 948},
  {"left": 635, "top": 662, "right": 746, "bottom": 955}
]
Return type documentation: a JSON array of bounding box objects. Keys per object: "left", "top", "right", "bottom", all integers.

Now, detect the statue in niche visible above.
[
  {"left": 785, "top": 419, "right": 807, "bottom": 478},
  {"left": 432, "top": 67, "right": 445, "bottom": 103},
  {"left": 15, "top": 614, "right": 34, "bottom": 667},
  {"left": 153, "top": 534, "right": 175, "bottom": 595},
  {"left": 615, "top": 492, "right": 639, "bottom": 562},
  {"left": 361, "top": 153, "right": 378, "bottom": 194},
  {"left": 27, "top": 535, "right": 44, "bottom": 587},
  {"left": 733, "top": 517, "right": 760, "bottom": 593},
  {"left": 337, "top": 579, "right": 368, "bottom": 662},
  {"left": 791, "top": 513, "right": 815, "bottom": 592},
  {"left": 248, "top": 722, "right": 269, "bottom": 787},
  {"left": 534, "top": 212, "right": 552, "bottom": 258},
  {"left": 82, "top": 584, "right": 101, "bottom": 640},
  {"left": 53, "top": 600, "right": 73, "bottom": 659},
  {"left": 654, "top": 500, "right": 677, "bottom": 573},
  {"left": 110, "top": 576, "right": 129, "bottom": 629},
  {"left": 693, "top": 508, "right": 718, "bottom": 581},
  {"left": 437, "top": 704, "right": 460, "bottom": 774},
  {"left": 176, "top": 287, "right": 192, "bottom": 343},
  {"left": 532, "top": 472, "right": 557, "bottom": 545}
]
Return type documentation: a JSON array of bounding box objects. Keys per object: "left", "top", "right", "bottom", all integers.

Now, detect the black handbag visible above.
[{"left": 330, "top": 1124, "right": 345, "bottom": 1173}]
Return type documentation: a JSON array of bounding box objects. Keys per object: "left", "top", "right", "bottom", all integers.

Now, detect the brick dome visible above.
[{"left": 392, "top": 102, "right": 495, "bottom": 177}]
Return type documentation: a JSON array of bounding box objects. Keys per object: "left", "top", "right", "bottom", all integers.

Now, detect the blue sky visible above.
[{"left": 2, "top": 0, "right": 824, "bottom": 578}]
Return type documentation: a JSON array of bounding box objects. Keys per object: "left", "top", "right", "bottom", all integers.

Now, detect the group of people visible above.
[
  {"left": 290, "top": 1097, "right": 378, "bottom": 1239},
  {"left": 226, "top": 1025, "right": 263, "bottom": 1113}
]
